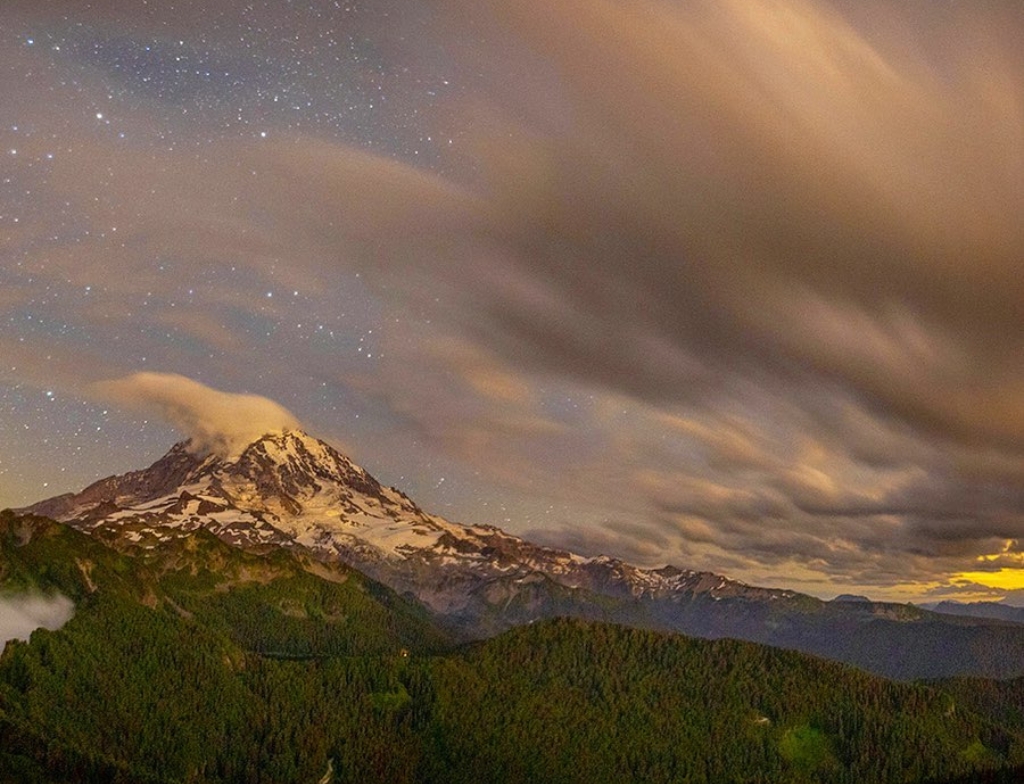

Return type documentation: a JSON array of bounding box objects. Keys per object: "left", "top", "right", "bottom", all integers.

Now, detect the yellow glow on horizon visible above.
[{"left": 952, "top": 568, "right": 1024, "bottom": 591}]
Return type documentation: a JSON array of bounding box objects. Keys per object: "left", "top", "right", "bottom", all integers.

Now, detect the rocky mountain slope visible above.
[{"left": 20, "top": 429, "right": 1024, "bottom": 679}]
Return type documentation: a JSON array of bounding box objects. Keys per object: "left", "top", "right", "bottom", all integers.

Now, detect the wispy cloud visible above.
[{"left": 0, "top": 593, "right": 75, "bottom": 646}]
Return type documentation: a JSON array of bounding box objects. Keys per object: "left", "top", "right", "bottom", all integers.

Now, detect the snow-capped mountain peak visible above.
[{"left": 21, "top": 430, "right": 784, "bottom": 620}]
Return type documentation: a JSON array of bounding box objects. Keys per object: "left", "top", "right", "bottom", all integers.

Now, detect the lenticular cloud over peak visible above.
[{"left": 91, "top": 372, "right": 302, "bottom": 459}]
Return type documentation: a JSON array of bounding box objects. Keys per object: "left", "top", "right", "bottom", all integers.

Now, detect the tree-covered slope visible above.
[
  {"left": 422, "top": 620, "right": 1022, "bottom": 784},
  {"left": 3, "top": 512, "right": 1024, "bottom": 783},
  {"left": 928, "top": 676, "right": 1024, "bottom": 736},
  {"left": 0, "top": 510, "right": 451, "bottom": 657}
]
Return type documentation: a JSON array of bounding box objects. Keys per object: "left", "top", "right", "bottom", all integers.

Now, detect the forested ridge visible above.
[{"left": 3, "top": 511, "right": 1024, "bottom": 783}]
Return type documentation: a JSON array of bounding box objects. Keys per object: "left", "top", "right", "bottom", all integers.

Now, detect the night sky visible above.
[{"left": 5, "top": 0, "right": 1024, "bottom": 602}]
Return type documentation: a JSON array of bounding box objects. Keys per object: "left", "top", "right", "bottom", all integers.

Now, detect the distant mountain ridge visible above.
[
  {"left": 20, "top": 429, "right": 1024, "bottom": 680},
  {"left": 832, "top": 594, "right": 872, "bottom": 603},
  {"left": 922, "top": 601, "right": 1024, "bottom": 625}
]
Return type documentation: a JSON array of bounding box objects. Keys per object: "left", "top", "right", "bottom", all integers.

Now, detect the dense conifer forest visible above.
[{"left": 4, "top": 510, "right": 1024, "bottom": 783}]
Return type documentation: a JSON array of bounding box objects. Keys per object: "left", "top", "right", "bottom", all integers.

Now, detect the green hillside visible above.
[
  {"left": 3, "top": 511, "right": 1024, "bottom": 783},
  {"left": 422, "top": 621, "right": 1022, "bottom": 784}
]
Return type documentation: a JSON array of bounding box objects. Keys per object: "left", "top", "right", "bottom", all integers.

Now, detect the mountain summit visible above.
[
  {"left": 22, "top": 430, "right": 769, "bottom": 623},
  {"left": 23, "top": 429, "right": 1024, "bottom": 679}
]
